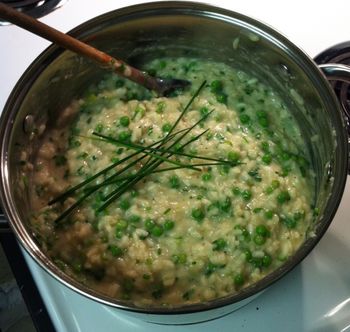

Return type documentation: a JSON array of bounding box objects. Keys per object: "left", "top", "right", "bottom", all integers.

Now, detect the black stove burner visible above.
[{"left": 0, "top": 0, "right": 66, "bottom": 23}]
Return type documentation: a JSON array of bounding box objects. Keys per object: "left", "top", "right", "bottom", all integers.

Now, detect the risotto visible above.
[{"left": 30, "top": 58, "right": 315, "bottom": 306}]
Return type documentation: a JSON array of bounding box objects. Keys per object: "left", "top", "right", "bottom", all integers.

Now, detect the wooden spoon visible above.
[{"left": 0, "top": 2, "right": 191, "bottom": 95}]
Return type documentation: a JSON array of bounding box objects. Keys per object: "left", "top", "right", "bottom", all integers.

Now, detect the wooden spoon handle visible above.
[{"left": 0, "top": 2, "right": 159, "bottom": 91}]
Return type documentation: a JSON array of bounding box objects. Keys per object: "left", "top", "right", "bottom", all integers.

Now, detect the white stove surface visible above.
[{"left": 1, "top": 1, "right": 350, "bottom": 331}]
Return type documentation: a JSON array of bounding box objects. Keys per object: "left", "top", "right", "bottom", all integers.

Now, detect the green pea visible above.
[
  {"left": 212, "top": 238, "right": 227, "bottom": 251},
  {"left": 254, "top": 234, "right": 266, "bottom": 245},
  {"left": 264, "top": 210, "right": 274, "bottom": 220},
  {"left": 162, "top": 123, "right": 172, "bottom": 133},
  {"left": 199, "top": 106, "right": 210, "bottom": 117},
  {"left": 53, "top": 155, "right": 67, "bottom": 166},
  {"left": 164, "top": 220, "right": 175, "bottom": 231},
  {"left": 210, "top": 80, "right": 223, "bottom": 93},
  {"left": 234, "top": 273, "right": 245, "bottom": 287},
  {"left": 145, "top": 219, "right": 155, "bottom": 231},
  {"left": 116, "top": 219, "right": 128, "bottom": 231},
  {"left": 202, "top": 172, "right": 212, "bottom": 181},
  {"left": 265, "top": 186, "right": 274, "bottom": 195},
  {"left": 220, "top": 164, "right": 231, "bottom": 175},
  {"left": 128, "top": 215, "right": 141, "bottom": 223},
  {"left": 219, "top": 197, "right": 232, "bottom": 213},
  {"left": 109, "top": 245, "right": 123, "bottom": 257},
  {"left": 277, "top": 191, "right": 291, "bottom": 204},
  {"left": 232, "top": 187, "right": 241, "bottom": 196},
  {"left": 115, "top": 79, "right": 124, "bottom": 88},
  {"left": 248, "top": 168, "right": 262, "bottom": 182},
  {"left": 240, "top": 114, "right": 251, "bottom": 124},
  {"left": 216, "top": 92, "right": 228, "bottom": 104},
  {"left": 279, "top": 165, "right": 290, "bottom": 177},
  {"left": 242, "top": 189, "right": 252, "bottom": 201},
  {"left": 119, "top": 116, "right": 130, "bottom": 127},
  {"left": 172, "top": 253, "right": 187, "bottom": 264},
  {"left": 262, "top": 153, "right": 272, "bottom": 165},
  {"left": 116, "top": 147, "right": 124, "bottom": 155},
  {"left": 294, "top": 211, "right": 304, "bottom": 221},
  {"left": 244, "top": 249, "right": 252, "bottom": 261},
  {"left": 242, "top": 228, "right": 251, "bottom": 242},
  {"left": 258, "top": 116, "right": 269, "bottom": 128},
  {"left": 169, "top": 175, "right": 181, "bottom": 189},
  {"left": 156, "top": 101, "right": 166, "bottom": 114},
  {"left": 119, "top": 199, "right": 130, "bottom": 211},
  {"left": 94, "top": 123, "right": 104, "bottom": 133},
  {"left": 281, "top": 216, "right": 297, "bottom": 229},
  {"left": 151, "top": 225, "right": 164, "bottom": 237},
  {"left": 115, "top": 230, "right": 124, "bottom": 239},
  {"left": 280, "top": 151, "right": 291, "bottom": 161},
  {"left": 204, "top": 262, "right": 218, "bottom": 276},
  {"left": 118, "top": 130, "right": 132, "bottom": 142},
  {"left": 251, "top": 257, "right": 263, "bottom": 268},
  {"left": 227, "top": 151, "right": 240, "bottom": 165},
  {"left": 255, "top": 225, "right": 269, "bottom": 237},
  {"left": 192, "top": 208, "right": 205, "bottom": 222},
  {"left": 261, "top": 141, "right": 270, "bottom": 152},
  {"left": 271, "top": 180, "right": 280, "bottom": 189},
  {"left": 262, "top": 254, "right": 272, "bottom": 267}
]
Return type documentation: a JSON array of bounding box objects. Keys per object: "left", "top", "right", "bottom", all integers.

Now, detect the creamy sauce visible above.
[{"left": 31, "top": 58, "right": 314, "bottom": 307}]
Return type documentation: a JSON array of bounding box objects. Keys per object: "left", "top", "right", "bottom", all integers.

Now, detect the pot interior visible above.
[{"left": 1, "top": 1, "right": 347, "bottom": 313}]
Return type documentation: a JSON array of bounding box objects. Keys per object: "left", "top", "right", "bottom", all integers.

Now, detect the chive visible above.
[
  {"left": 94, "top": 131, "right": 233, "bottom": 166},
  {"left": 52, "top": 81, "right": 207, "bottom": 222}
]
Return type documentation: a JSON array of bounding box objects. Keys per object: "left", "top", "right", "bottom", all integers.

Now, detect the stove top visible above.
[{"left": 1, "top": 1, "right": 350, "bottom": 331}]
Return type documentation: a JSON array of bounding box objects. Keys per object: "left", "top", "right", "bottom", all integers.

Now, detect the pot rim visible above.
[{"left": 0, "top": 1, "right": 348, "bottom": 315}]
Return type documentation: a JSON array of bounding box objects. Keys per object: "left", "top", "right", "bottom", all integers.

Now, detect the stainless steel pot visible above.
[{"left": 0, "top": 1, "right": 350, "bottom": 325}]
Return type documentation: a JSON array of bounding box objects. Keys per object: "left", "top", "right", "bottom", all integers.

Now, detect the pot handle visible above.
[
  {"left": 318, "top": 63, "right": 350, "bottom": 174},
  {"left": 318, "top": 63, "right": 350, "bottom": 133}
]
